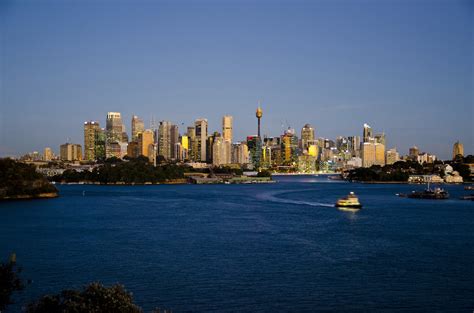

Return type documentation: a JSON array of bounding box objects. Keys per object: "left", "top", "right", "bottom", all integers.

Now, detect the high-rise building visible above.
[
  {"left": 301, "top": 124, "right": 315, "bottom": 151},
  {"left": 138, "top": 129, "right": 154, "bottom": 161},
  {"left": 106, "top": 112, "right": 123, "bottom": 143},
  {"left": 409, "top": 146, "right": 419, "bottom": 160},
  {"left": 195, "top": 118, "right": 208, "bottom": 162},
  {"left": 222, "top": 115, "right": 233, "bottom": 142},
  {"left": 247, "top": 135, "right": 262, "bottom": 169},
  {"left": 375, "top": 133, "right": 386, "bottom": 146},
  {"left": 362, "top": 142, "right": 385, "bottom": 167},
  {"left": 127, "top": 141, "right": 140, "bottom": 158},
  {"left": 453, "top": 141, "right": 464, "bottom": 159},
  {"left": 94, "top": 128, "right": 106, "bottom": 160},
  {"left": 281, "top": 128, "right": 299, "bottom": 164},
  {"left": 170, "top": 124, "right": 179, "bottom": 159},
  {"left": 43, "top": 147, "right": 53, "bottom": 161},
  {"left": 60, "top": 143, "right": 82, "bottom": 161},
  {"left": 131, "top": 115, "right": 145, "bottom": 141},
  {"left": 158, "top": 121, "right": 172, "bottom": 159},
  {"left": 385, "top": 148, "right": 400, "bottom": 165},
  {"left": 84, "top": 121, "right": 100, "bottom": 161},
  {"left": 187, "top": 126, "right": 198, "bottom": 161},
  {"left": 363, "top": 123, "right": 373, "bottom": 142},
  {"left": 232, "top": 142, "right": 250, "bottom": 165}
]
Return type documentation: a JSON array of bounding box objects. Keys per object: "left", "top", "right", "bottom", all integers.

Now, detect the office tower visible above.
[
  {"left": 336, "top": 136, "right": 349, "bottom": 152},
  {"left": 43, "top": 147, "right": 53, "bottom": 161},
  {"left": 106, "top": 112, "right": 123, "bottom": 143},
  {"left": 212, "top": 135, "right": 224, "bottom": 166},
  {"left": 256, "top": 106, "right": 263, "bottom": 138},
  {"left": 187, "top": 126, "right": 197, "bottom": 161},
  {"left": 375, "top": 133, "right": 386, "bottom": 146},
  {"left": 232, "top": 142, "right": 250, "bottom": 165},
  {"left": 131, "top": 115, "right": 145, "bottom": 141},
  {"left": 301, "top": 124, "right": 315, "bottom": 150},
  {"left": 247, "top": 135, "right": 262, "bottom": 168},
  {"left": 453, "top": 141, "right": 464, "bottom": 159},
  {"left": 60, "top": 143, "right": 82, "bottom": 161},
  {"left": 409, "top": 146, "right": 419, "bottom": 160},
  {"left": 281, "top": 128, "right": 299, "bottom": 164},
  {"left": 94, "top": 128, "right": 106, "bottom": 160},
  {"left": 222, "top": 115, "right": 233, "bottom": 142},
  {"left": 127, "top": 141, "right": 140, "bottom": 158},
  {"left": 363, "top": 123, "right": 373, "bottom": 142},
  {"left": 84, "top": 121, "right": 100, "bottom": 161},
  {"left": 417, "top": 153, "right": 436, "bottom": 164},
  {"left": 170, "top": 124, "right": 179, "bottom": 159},
  {"left": 206, "top": 131, "right": 219, "bottom": 163},
  {"left": 138, "top": 129, "right": 154, "bottom": 161},
  {"left": 195, "top": 118, "right": 208, "bottom": 162},
  {"left": 158, "top": 121, "right": 172, "bottom": 159},
  {"left": 362, "top": 142, "right": 385, "bottom": 167},
  {"left": 348, "top": 136, "right": 361, "bottom": 156},
  {"left": 121, "top": 124, "right": 129, "bottom": 143},
  {"left": 178, "top": 135, "right": 189, "bottom": 161},
  {"left": 308, "top": 144, "right": 319, "bottom": 158},
  {"left": 386, "top": 148, "right": 400, "bottom": 165}
]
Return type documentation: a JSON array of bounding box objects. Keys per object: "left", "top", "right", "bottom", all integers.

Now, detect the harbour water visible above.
[{"left": 1, "top": 176, "right": 473, "bottom": 312}]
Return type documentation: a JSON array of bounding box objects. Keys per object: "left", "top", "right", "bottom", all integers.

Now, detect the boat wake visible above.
[{"left": 257, "top": 190, "right": 334, "bottom": 208}]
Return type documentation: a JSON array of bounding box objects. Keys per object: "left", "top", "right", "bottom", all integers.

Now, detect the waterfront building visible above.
[
  {"left": 363, "top": 123, "right": 373, "bottom": 142},
  {"left": 131, "top": 115, "right": 145, "bottom": 141},
  {"left": 195, "top": 118, "right": 208, "bottom": 162},
  {"left": 138, "top": 129, "right": 154, "bottom": 161},
  {"left": 347, "top": 157, "right": 362, "bottom": 168},
  {"left": 84, "top": 121, "right": 100, "bottom": 161},
  {"left": 60, "top": 143, "right": 82, "bottom": 161},
  {"left": 362, "top": 141, "right": 385, "bottom": 167},
  {"left": 43, "top": 147, "right": 53, "bottom": 161},
  {"left": 301, "top": 124, "right": 315, "bottom": 151},
  {"left": 298, "top": 155, "right": 317, "bottom": 173},
  {"left": 453, "top": 141, "right": 464, "bottom": 159},
  {"left": 385, "top": 148, "right": 400, "bottom": 165}
]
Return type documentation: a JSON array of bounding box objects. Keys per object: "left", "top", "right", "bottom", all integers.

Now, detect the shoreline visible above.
[{"left": 0, "top": 192, "right": 59, "bottom": 201}]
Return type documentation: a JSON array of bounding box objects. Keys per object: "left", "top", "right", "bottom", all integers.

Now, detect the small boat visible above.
[
  {"left": 465, "top": 186, "right": 474, "bottom": 191},
  {"left": 335, "top": 192, "right": 362, "bottom": 209},
  {"left": 407, "top": 187, "right": 449, "bottom": 199},
  {"left": 460, "top": 194, "right": 474, "bottom": 201}
]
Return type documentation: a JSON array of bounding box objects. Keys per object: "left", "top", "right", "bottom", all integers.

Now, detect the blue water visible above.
[{"left": 1, "top": 176, "right": 473, "bottom": 312}]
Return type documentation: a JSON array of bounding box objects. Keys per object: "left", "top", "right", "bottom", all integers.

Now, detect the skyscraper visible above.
[
  {"left": 363, "top": 123, "right": 373, "bottom": 142},
  {"left": 362, "top": 142, "right": 385, "bottom": 167},
  {"left": 131, "top": 115, "right": 144, "bottom": 142},
  {"left": 158, "top": 121, "right": 172, "bottom": 160},
  {"left": 138, "top": 129, "right": 154, "bottom": 162},
  {"left": 195, "top": 118, "right": 208, "bottom": 162},
  {"left": 84, "top": 121, "right": 100, "bottom": 161},
  {"left": 106, "top": 112, "right": 123, "bottom": 143},
  {"left": 301, "top": 124, "right": 315, "bottom": 151},
  {"left": 386, "top": 148, "right": 400, "bottom": 165},
  {"left": 170, "top": 124, "right": 179, "bottom": 159},
  {"left": 43, "top": 147, "right": 53, "bottom": 161},
  {"left": 453, "top": 141, "right": 464, "bottom": 159},
  {"left": 409, "top": 146, "right": 419, "bottom": 160},
  {"left": 222, "top": 115, "right": 233, "bottom": 142}
]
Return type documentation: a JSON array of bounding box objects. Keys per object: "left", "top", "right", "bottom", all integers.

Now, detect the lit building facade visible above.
[
  {"left": 195, "top": 118, "right": 208, "bottom": 162},
  {"left": 84, "top": 121, "right": 100, "bottom": 161},
  {"left": 362, "top": 141, "right": 385, "bottom": 167},
  {"left": 453, "top": 141, "right": 464, "bottom": 159},
  {"left": 131, "top": 115, "right": 144, "bottom": 141},
  {"left": 60, "top": 143, "right": 82, "bottom": 161}
]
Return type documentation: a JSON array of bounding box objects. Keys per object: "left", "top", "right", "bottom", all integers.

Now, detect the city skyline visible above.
[{"left": 1, "top": 0, "right": 472, "bottom": 159}]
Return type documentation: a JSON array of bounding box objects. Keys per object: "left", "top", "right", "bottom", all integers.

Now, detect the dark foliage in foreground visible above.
[
  {"left": 52, "top": 156, "right": 187, "bottom": 184},
  {"left": 0, "top": 158, "right": 57, "bottom": 197},
  {"left": 347, "top": 161, "right": 421, "bottom": 182},
  {"left": 0, "top": 258, "right": 24, "bottom": 311},
  {"left": 26, "top": 282, "right": 142, "bottom": 313}
]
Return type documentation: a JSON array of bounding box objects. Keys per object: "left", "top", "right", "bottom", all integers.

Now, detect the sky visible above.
[{"left": 0, "top": 0, "right": 472, "bottom": 159}]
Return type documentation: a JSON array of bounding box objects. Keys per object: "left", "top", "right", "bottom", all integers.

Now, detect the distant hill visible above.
[{"left": 0, "top": 158, "right": 58, "bottom": 200}]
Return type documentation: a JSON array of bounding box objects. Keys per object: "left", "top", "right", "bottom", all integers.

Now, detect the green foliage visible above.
[
  {"left": 257, "top": 170, "right": 272, "bottom": 177},
  {"left": 26, "top": 282, "right": 142, "bottom": 313},
  {"left": 213, "top": 166, "right": 243, "bottom": 175},
  {"left": 0, "top": 158, "right": 57, "bottom": 197},
  {"left": 452, "top": 163, "right": 471, "bottom": 181},
  {"left": 52, "top": 157, "right": 187, "bottom": 184},
  {"left": 347, "top": 161, "right": 420, "bottom": 182},
  {"left": 0, "top": 259, "right": 24, "bottom": 311}
]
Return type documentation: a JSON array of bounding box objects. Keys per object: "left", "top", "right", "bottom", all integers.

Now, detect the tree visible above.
[
  {"left": 26, "top": 282, "right": 142, "bottom": 313},
  {"left": 0, "top": 257, "right": 24, "bottom": 311}
]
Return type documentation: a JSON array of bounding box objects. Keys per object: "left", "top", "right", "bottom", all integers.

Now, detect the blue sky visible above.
[{"left": 1, "top": 0, "right": 472, "bottom": 159}]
